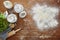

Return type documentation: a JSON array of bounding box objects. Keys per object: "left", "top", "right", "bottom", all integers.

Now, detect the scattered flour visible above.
[{"left": 31, "top": 4, "right": 59, "bottom": 30}]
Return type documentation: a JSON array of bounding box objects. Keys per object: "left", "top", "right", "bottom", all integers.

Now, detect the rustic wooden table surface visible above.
[{"left": 0, "top": 0, "right": 60, "bottom": 40}]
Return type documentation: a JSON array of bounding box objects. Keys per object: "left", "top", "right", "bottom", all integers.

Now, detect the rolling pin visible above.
[{"left": 7, "top": 28, "right": 21, "bottom": 37}]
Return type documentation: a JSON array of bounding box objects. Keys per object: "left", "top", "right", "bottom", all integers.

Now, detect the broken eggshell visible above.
[
  {"left": 7, "top": 14, "right": 17, "bottom": 23},
  {"left": 14, "top": 4, "right": 24, "bottom": 13},
  {"left": 3, "top": 1, "right": 13, "bottom": 9},
  {"left": 19, "top": 11, "right": 27, "bottom": 18}
]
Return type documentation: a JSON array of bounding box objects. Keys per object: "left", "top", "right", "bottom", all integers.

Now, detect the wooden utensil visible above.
[{"left": 7, "top": 28, "right": 21, "bottom": 37}]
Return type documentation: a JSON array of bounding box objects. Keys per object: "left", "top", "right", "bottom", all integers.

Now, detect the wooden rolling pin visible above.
[{"left": 7, "top": 28, "right": 21, "bottom": 37}]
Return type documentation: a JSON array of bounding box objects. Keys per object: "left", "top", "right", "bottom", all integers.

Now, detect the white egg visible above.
[
  {"left": 19, "top": 11, "right": 27, "bottom": 18},
  {"left": 14, "top": 4, "right": 24, "bottom": 13},
  {"left": 7, "top": 14, "right": 17, "bottom": 23},
  {"left": 3, "top": 1, "right": 13, "bottom": 9}
]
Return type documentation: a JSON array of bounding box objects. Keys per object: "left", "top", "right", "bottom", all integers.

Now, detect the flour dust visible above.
[{"left": 31, "top": 4, "right": 59, "bottom": 30}]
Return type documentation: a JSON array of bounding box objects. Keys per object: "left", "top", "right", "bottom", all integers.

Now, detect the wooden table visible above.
[{"left": 0, "top": 0, "right": 60, "bottom": 40}]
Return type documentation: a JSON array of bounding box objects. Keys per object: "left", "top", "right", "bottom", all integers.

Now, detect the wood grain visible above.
[{"left": 0, "top": 0, "right": 60, "bottom": 40}]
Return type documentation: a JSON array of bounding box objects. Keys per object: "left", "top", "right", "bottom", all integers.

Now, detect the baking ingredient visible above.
[
  {"left": 0, "top": 13, "right": 9, "bottom": 33},
  {"left": 19, "top": 11, "right": 27, "bottom": 18},
  {"left": 3, "top": 1, "right": 13, "bottom": 9},
  {"left": 31, "top": 4, "right": 59, "bottom": 30},
  {"left": 7, "top": 14, "right": 17, "bottom": 23},
  {"left": 14, "top": 4, "right": 24, "bottom": 13},
  {"left": 9, "top": 24, "right": 15, "bottom": 28}
]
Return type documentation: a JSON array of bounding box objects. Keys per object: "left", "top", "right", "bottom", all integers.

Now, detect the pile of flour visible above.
[{"left": 31, "top": 4, "right": 59, "bottom": 30}]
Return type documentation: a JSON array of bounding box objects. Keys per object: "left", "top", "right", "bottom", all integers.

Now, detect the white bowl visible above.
[
  {"left": 19, "top": 11, "right": 27, "bottom": 18},
  {"left": 3, "top": 1, "right": 13, "bottom": 9},
  {"left": 4, "top": 11, "right": 8, "bottom": 18},
  {"left": 7, "top": 14, "right": 17, "bottom": 23},
  {"left": 14, "top": 4, "right": 24, "bottom": 13}
]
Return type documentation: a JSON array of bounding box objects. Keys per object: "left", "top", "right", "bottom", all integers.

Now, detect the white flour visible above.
[{"left": 31, "top": 4, "right": 59, "bottom": 30}]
